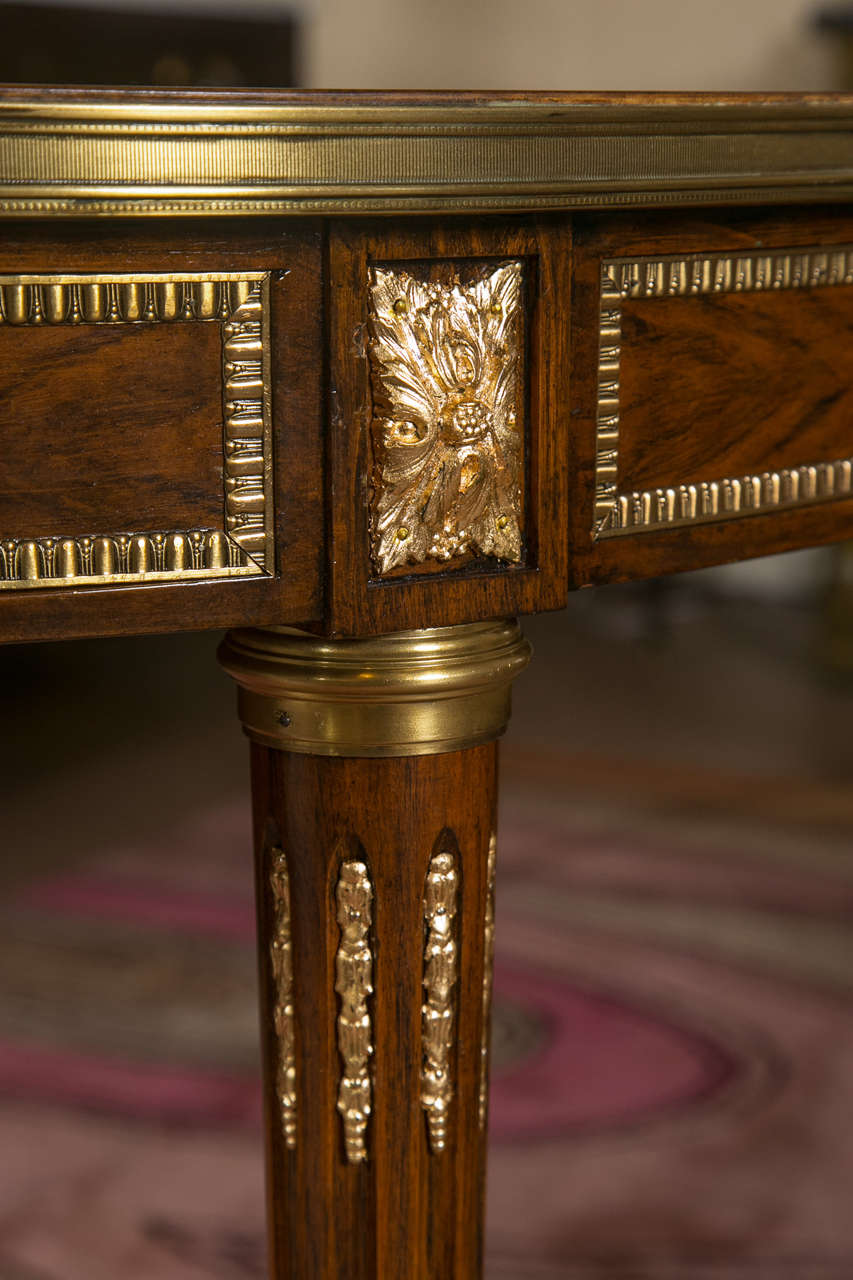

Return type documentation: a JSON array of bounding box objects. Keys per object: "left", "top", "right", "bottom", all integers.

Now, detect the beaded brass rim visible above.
[
  {"left": 217, "top": 620, "right": 531, "bottom": 757},
  {"left": 2, "top": 92, "right": 853, "bottom": 216}
]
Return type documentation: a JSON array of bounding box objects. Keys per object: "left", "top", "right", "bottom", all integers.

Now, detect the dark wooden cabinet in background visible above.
[{"left": 0, "top": 3, "right": 298, "bottom": 87}]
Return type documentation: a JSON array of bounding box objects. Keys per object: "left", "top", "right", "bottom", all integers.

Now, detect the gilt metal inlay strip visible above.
[
  {"left": 478, "top": 834, "right": 497, "bottom": 1130},
  {"left": 0, "top": 271, "right": 273, "bottom": 587},
  {"left": 421, "top": 846, "right": 459, "bottom": 1153},
  {"left": 335, "top": 858, "right": 374, "bottom": 1164},
  {"left": 594, "top": 246, "right": 853, "bottom": 539},
  {"left": 270, "top": 846, "right": 296, "bottom": 1150},
  {"left": 367, "top": 260, "right": 524, "bottom": 575}
]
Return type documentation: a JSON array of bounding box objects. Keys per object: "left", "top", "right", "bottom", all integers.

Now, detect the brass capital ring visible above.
[{"left": 217, "top": 620, "right": 531, "bottom": 757}]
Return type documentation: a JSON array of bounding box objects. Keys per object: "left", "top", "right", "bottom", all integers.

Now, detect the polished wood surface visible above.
[
  {"left": 618, "top": 288, "right": 853, "bottom": 490},
  {"left": 0, "top": 321, "right": 224, "bottom": 533}
]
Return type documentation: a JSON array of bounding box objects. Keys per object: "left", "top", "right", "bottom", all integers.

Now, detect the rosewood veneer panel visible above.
[
  {"left": 617, "top": 286, "right": 853, "bottom": 493},
  {"left": 0, "top": 321, "right": 224, "bottom": 534}
]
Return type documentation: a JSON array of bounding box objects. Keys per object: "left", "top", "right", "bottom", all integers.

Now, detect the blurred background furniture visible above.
[{"left": 0, "top": 2, "right": 298, "bottom": 86}]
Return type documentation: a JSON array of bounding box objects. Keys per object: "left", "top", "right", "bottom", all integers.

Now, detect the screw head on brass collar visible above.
[{"left": 217, "top": 620, "right": 531, "bottom": 758}]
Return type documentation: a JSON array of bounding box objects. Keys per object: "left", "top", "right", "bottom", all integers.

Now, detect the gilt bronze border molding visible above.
[{"left": 0, "top": 271, "right": 273, "bottom": 588}]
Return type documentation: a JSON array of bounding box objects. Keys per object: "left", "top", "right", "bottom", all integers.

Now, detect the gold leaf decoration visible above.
[{"left": 367, "top": 260, "right": 524, "bottom": 573}]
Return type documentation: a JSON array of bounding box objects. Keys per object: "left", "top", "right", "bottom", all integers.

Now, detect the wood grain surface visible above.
[
  {"left": 618, "top": 286, "right": 853, "bottom": 493},
  {"left": 251, "top": 741, "right": 498, "bottom": 1280},
  {"left": 0, "top": 321, "right": 224, "bottom": 535}
]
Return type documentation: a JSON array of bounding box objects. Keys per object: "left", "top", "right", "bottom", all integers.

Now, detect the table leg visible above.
[{"left": 219, "top": 621, "right": 530, "bottom": 1279}]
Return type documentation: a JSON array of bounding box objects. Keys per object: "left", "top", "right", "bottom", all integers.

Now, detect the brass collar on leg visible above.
[{"left": 217, "top": 620, "right": 531, "bottom": 757}]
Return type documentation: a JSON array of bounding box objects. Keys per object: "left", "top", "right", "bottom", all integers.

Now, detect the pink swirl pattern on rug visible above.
[{"left": 490, "top": 962, "right": 734, "bottom": 1140}]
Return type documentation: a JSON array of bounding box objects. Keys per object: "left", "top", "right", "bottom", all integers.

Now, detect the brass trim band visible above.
[
  {"left": 2, "top": 95, "right": 853, "bottom": 217},
  {"left": 218, "top": 620, "right": 531, "bottom": 757}
]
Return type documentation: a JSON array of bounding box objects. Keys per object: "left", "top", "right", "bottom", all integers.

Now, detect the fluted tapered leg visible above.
[{"left": 219, "top": 621, "right": 529, "bottom": 1280}]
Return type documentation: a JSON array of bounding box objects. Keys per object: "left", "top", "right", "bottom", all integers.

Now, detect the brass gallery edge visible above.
[
  {"left": 367, "top": 260, "right": 524, "bottom": 575},
  {"left": 594, "top": 246, "right": 853, "bottom": 539},
  {"left": 0, "top": 272, "right": 273, "bottom": 589},
  {"left": 2, "top": 98, "right": 853, "bottom": 216}
]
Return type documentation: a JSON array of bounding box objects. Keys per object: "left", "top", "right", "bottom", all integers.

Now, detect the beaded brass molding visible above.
[
  {"left": 0, "top": 271, "right": 273, "bottom": 587},
  {"left": 594, "top": 246, "right": 853, "bottom": 540},
  {"left": 269, "top": 846, "right": 297, "bottom": 1150},
  {"left": 335, "top": 858, "right": 374, "bottom": 1164},
  {"left": 3, "top": 96, "right": 853, "bottom": 217},
  {"left": 421, "top": 845, "right": 459, "bottom": 1153},
  {"left": 478, "top": 833, "right": 497, "bottom": 1130},
  {"left": 367, "top": 260, "right": 524, "bottom": 575}
]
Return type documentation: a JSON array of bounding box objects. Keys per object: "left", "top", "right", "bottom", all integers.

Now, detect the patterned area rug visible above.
[{"left": 1, "top": 748, "right": 853, "bottom": 1280}]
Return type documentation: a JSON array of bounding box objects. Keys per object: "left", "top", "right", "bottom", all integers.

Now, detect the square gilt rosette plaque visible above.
[{"left": 367, "top": 260, "right": 524, "bottom": 575}]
